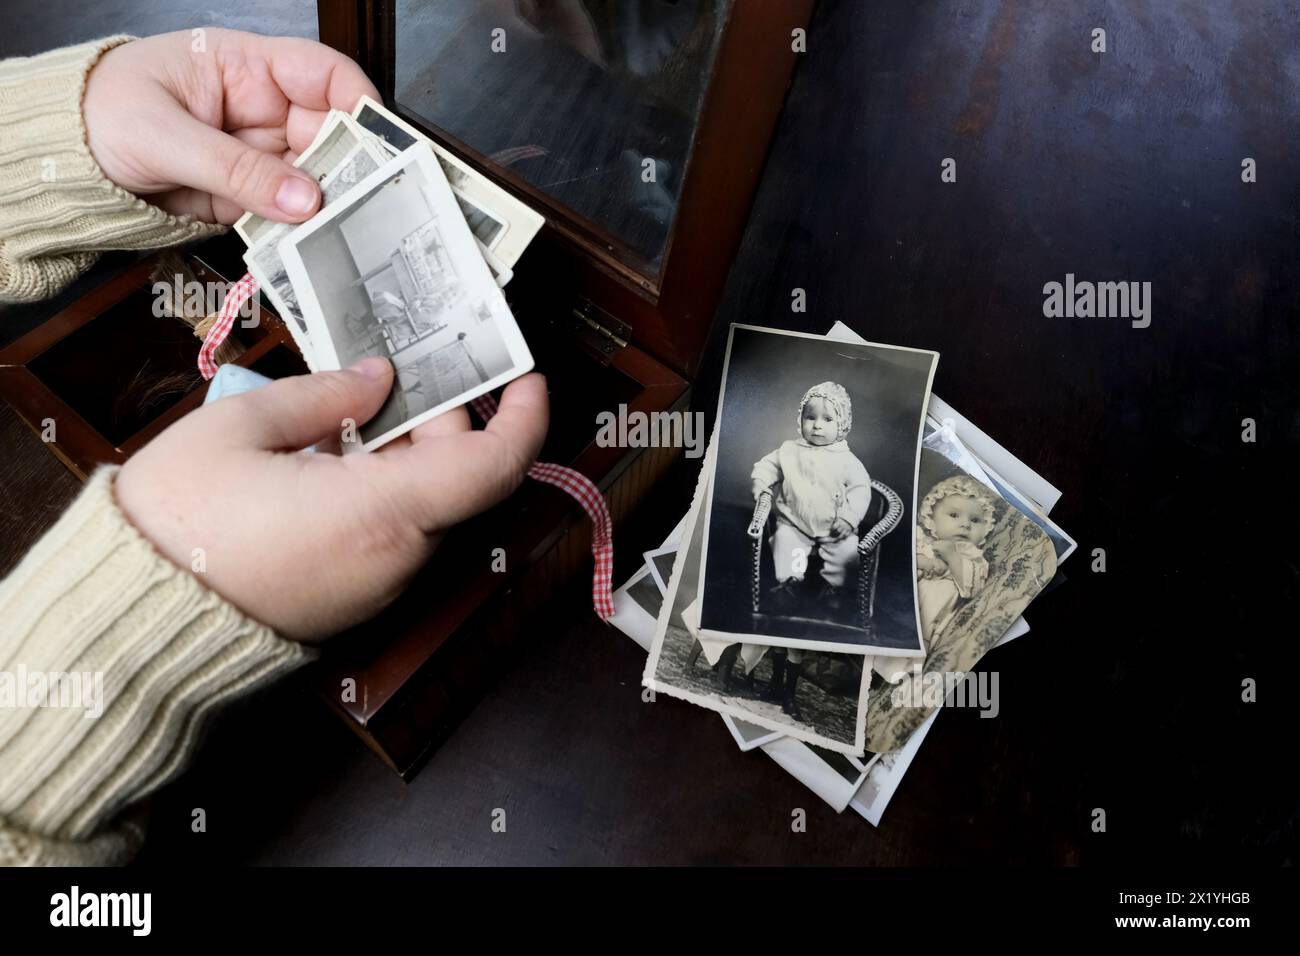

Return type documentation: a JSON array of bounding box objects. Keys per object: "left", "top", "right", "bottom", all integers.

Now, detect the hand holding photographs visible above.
[
  {"left": 231, "top": 100, "right": 542, "bottom": 452},
  {"left": 278, "top": 145, "right": 533, "bottom": 451}
]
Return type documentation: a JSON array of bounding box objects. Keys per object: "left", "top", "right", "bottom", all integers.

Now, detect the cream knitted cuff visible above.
[
  {"left": 0, "top": 465, "right": 314, "bottom": 865},
  {"left": 0, "top": 35, "right": 225, "bottom": 302}
]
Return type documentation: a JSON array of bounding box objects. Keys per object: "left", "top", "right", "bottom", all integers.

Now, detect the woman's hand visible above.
[
  {"left": 115, "top": 360, "right": 548, "bottom": 642},
  {"left": 82, "top": 29, "right": 380, "bottom": 224}
]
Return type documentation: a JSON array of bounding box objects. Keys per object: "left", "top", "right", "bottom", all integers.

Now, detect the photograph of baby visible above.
[
  {"left": 279, "top": 145, "right": 534, "bottom": 451},
  {"left": 696, "top": 324, "right": 938, "bottom": 657},
  {"left": 645, "top": 437, "right": 872, "bottom": 755},
  {"left": 865, "top": 445, "right": 1058, "bottom": 753}
]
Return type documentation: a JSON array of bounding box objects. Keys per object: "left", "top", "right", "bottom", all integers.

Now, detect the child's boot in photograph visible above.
[
  {"left": 761, "top": 650, "right": 787, "bottom": 702},
  {"left": 817, "top": 581, "right": 846, "bottom": 614},
  {"left": 782, "top": 661, "right": 804, "bottom": 721},
  {"left": 714, "top": 643, "right": 742, "bottom": 691},
  {"left": 818, "top": 581, "right": 855, "bottom": 624}
]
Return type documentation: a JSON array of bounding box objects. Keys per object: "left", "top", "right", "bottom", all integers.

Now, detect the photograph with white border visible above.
[
  {"left": 609, "top": 566, "right": 664, "bottom": 652},
  {"left": 643, "top": 545, "right": 678, "bottom": 596},
  {"left": 722, "top": 715, "right": 783, "bottom": 752},
  {"left": 607, "top": 515, "right": 690, "bottom": 653},
  {"left": 244, "top": 132, "right": 392, "bottom": 367},
  {"left": 279, "top": 144, "right": 534, "bottom": 451},
  {"left": 762, "top": 737, "right": 878, "bottom": 813},
  {"left": 235, "top": 112, "right": 380, "bottom": 246},
  {"left": 350, "top": 96, "right": 543, "bottom": 266},
  {"left": 696, "top": 324, "right": 937, "bottom": 657}
]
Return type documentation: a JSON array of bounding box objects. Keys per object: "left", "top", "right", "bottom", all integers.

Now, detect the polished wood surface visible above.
[{"left": 1, "top": 0, "right": 1293, "bottom": 865}]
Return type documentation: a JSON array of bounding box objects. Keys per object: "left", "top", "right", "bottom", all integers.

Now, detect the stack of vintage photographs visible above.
[
  {"left": 610, "top": 322, "right": 1076, "bottom": 822},
  {"left": 235, "top": 97, "right": 545, "bottom": 450}
]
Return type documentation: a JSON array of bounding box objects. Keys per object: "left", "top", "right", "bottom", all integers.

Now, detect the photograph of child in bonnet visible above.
[
  {"left": 751, "top": 381, "right": 873, "bottom": 619},
  {"left": 868, "top": 449, "right": 1058, "bottom": 752},
  {"left": 915, "top": 475, "right": 996, "bottom": 640},
  {"left": 872, "top": 473, "right": 998, "bottom": 685},
  {"left": 695, "top": 325, "right": 935, "bottom": 661}
]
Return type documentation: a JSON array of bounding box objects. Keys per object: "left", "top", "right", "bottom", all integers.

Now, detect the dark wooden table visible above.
[{"left": 2, "top": 0, "right": 1294, "bottom": 865}]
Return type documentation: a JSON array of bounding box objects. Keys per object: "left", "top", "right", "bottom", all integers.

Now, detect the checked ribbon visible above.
[{"left": 201, "top": 275, "right": 615, "bottom": 619}]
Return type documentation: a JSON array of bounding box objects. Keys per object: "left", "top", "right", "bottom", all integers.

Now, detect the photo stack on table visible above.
[
  {"left": 609, "top": 322, "right": 1075, "bottom": 822},
  {"left": 235, "top": 97, "right": 544, "bottom": 451}
]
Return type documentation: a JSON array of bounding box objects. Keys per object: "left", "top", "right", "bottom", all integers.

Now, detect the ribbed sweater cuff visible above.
[
  {"left": 0, "top": 35, "right": 225, "bottom": 302},
  {"left": 0, "top": 465, "right": 314, "bottom": 865}
]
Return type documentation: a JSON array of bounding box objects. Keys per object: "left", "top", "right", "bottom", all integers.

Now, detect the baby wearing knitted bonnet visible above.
[
  {"left": 913, "top": 475, "right": 996, "bottom": 639},
  {"left": 873, "top": 473, "right": 997, "bottom": 684},
  {"left": 751, "top": 381, "right": 873, "bottom": 617}
]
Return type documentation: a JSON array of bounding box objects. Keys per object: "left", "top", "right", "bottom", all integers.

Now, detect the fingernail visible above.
[
  {"left": 275, "top": 176, "right": 318, "bottom": 216},
  {"left": 348, "top": 356, "right": 390, "bottom": 380}
]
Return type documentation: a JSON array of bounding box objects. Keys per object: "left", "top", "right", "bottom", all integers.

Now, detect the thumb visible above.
[
  {"left": 173, "top": 110, "right": 321, "bottom": 221},
  {"left": 218, "top": 358, "right": 395, "bottom": 451}
]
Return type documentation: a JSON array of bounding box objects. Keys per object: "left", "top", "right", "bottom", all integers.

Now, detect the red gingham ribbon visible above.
[
  {"left": 198, "top": 272, "right": 258, "bottom": 380},
  {"left": 199, "top": 298, "right": 615, "bottom": 619},
  {"left": 472, "top": 394, "right": 615, "bottom": 619}
]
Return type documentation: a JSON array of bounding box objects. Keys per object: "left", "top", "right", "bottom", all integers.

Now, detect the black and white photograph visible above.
[
  {"left": 850, "top": 738, "right": 914, "bottom": 826},
  {"left": 697, "top": 324, "right": 938, "bottom": 656},
  {"left": 865, "top": 445, "right": 1056, "bottom": 754},
  {"left": 853, "top": 753, "right": 900, "bottom": 825},
  {"left": 350, "top": 96, "right": 543, "bottom": 266},
  {"left": 608, "top": 566, "right": 663, "bottom": 653},
  {"left": 244, "top": 135, "right": 392, "bottom": 365},
  {"left": 234, "top": 112, "right": 378, "bottom": 247},
  {"left": 643, "top": 544, "right": 677, "bottom": 596},
  {"left": 762, "top": 737, "right": 877, "bottom": 812},
  {"left": 644, "top": 441, "right": 873, "bottom": 755},
  {"left": 722, "top": 715, "right": 782, "bottom": 752},
  {"left": 278, "top": 144, "right": 534, "bottom": 451},
  {"left": 609, "top": 518, "right": 688, "bottom": 652},
  {"left": 626, "top": 568, "right": 664, "bottom": 620}
]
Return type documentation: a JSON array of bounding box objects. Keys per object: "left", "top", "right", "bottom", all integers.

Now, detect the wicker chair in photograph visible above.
[{"left": 747, "top": 479, "right": 904, "bottom": 633}]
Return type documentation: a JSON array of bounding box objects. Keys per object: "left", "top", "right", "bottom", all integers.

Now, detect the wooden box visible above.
[{"left": 0, "top": 246, "right": 308, "bottom": 478}]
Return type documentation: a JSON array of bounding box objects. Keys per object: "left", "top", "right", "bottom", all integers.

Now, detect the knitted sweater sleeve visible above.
[
  {"left": 0, "top": 40, "right": 311, "bottom": 866},
  {"left": 0, "top": 35, "right": 224, "bottom": 302},
  {"left": 0, "top": 468, "right": 316, "bottom": 866}
]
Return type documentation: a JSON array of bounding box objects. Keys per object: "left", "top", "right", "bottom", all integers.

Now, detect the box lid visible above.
[{"left": 319, "top": 0, "right": 815, "bottom": 378}]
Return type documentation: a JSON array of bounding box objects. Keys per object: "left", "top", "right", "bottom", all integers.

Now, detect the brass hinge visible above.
[{"left": 570, "top": 297, "right": 631, "bottom": 362}]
